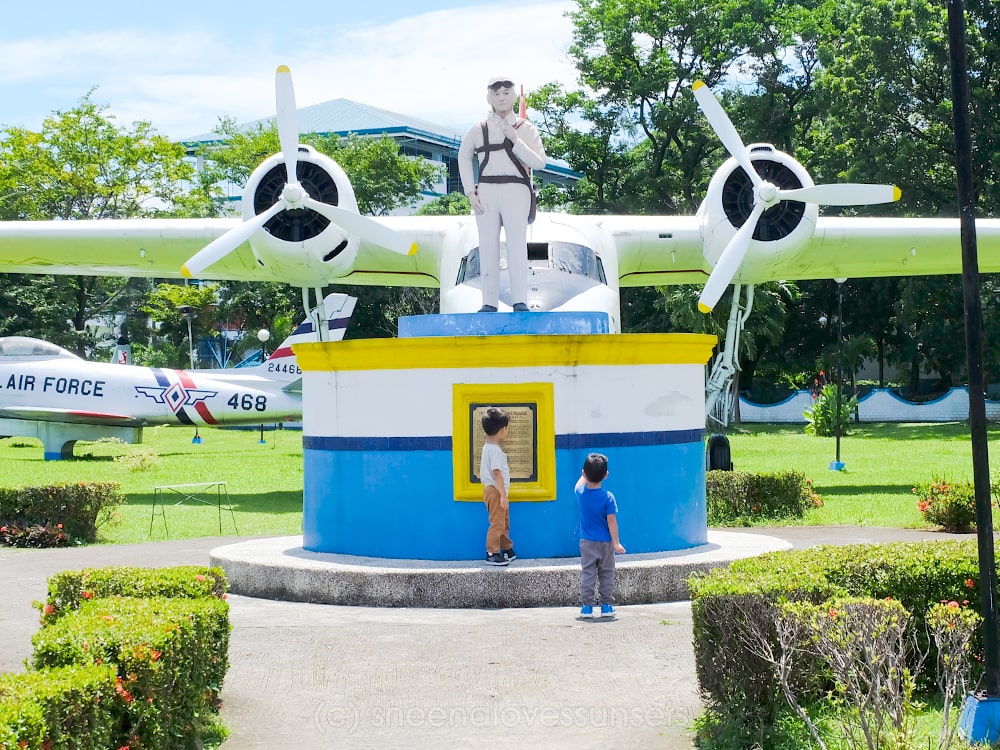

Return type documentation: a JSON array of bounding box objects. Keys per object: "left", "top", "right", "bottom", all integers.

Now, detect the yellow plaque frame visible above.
[{"left": 452, "top": 382, "right": 555, "bottom": 502}]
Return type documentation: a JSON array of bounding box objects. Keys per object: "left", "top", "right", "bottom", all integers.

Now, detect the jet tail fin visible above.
[{"left": 261, "top": 293, "right": 356, "bottom": 378}]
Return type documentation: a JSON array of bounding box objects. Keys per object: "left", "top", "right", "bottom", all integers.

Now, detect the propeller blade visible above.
[
  {"left": 698, "top": 203, "right": 766, "bottom": 313},
  {"left": 275, "top": 65, "right": 299, "bottom": 187},
  {"left": 776, "top": 183, "right": 902, "bottom": 206},
  {"left": 303, "top": 197, "right": 417, "bottom": 256},
  {"left": 692, "top": 81, "right": 762, "bottom": 188},
  {"left": 181, "top": 201, "right": 285, "bottom": 278}
]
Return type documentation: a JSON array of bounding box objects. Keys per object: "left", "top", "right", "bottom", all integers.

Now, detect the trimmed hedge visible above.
[
  {"left": 706, "top": 469, "right": 815, "bottom": 525},
  {"left": 37, "top": 565, "right": 228, "bottom": 624},
  {"left": 0, "top": 664, "right": 118, "bottom": 750},
  {"left": 0, "top": 483, "right": 124, "bottom": 546},
  {"left": 32, "top": 596, "right": 230, "bottom": 750},
  {"left": 690, "top": 540, "right": 983, "bottom": 741}
]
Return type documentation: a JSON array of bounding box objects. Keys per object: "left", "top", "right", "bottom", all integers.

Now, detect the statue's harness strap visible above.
[{"left": 474, "top": 120, "right": 538, "bottom": 223}]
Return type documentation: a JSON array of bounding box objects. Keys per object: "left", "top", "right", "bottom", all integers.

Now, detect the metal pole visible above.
[
  {"left": 186, "top": 317, "right": 195, "bottom": 370},
  {"left": 948, "top": 0, "right": 1000, "bottom": 697},
  {"left": 836, "top": 280, "right": 844, "bottom": 464}
]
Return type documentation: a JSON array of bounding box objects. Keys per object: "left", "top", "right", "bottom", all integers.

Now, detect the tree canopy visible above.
[{"left": 530, "top": 0, "right": 1000, "bottom": 393}]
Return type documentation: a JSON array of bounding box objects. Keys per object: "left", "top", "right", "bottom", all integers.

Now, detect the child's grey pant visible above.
[{"left": 580, "top": 539, "right": 616, "bottom": 606}]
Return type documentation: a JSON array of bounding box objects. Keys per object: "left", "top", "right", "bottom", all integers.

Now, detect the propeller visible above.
[
  {"left": 691, "top": 80, "right": 900, "bottom": 313},
  {"left": 181, "top": 65, "right": 417, "bottom": 280}
]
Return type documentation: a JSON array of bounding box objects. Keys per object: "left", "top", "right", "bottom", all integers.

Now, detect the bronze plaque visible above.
[{"left": 470, "top": 403, "right": 538, "bottom": 483}]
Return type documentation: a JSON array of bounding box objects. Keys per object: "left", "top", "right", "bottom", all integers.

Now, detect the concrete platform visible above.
[{"left": 210, "top": 530, "right": 792, "bottom": 608}]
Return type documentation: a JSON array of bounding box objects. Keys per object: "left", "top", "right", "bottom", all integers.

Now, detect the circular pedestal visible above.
[
  {"left": 211, "top": 531, "right": 792, "bottom": 608},
  {"left": 295, "top": 329, "right": 715, "bottom": 560}
]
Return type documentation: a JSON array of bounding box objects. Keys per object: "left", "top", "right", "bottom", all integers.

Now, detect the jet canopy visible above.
[{"left": 0, "top": 337, "right": 79, "bottom": 359}]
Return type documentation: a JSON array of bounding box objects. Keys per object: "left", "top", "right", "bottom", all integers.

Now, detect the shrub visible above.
[
  {"left": 690, "top": 540, "right": 984, "bottom": 742},
  {"left": 913, "top": 476, "right": 978, "bottom": 533},
  {"left": 36, "top": 565, "right": 228, "bottom": 624},
  {"left": 0, "top": 664, "right": 118, "bottom": 750},
  {"left": 113, "top": 447, "right": 160, "bottom": 472},
  {"left": 706, "top": 470, "right": 817, "bottom": 525},
  {"left": 0, "top": 522, "right": 70, "bottom": 548},
  {"left": 804, "top": 383, "right": 857, "bottom": 437},
  {"left": 31, "top": 596, "right": 230, "bottom": 750},
  {"left": 691, "top": 555, "right": 838, "bottom": 743},
  {"left": 0, "top": 483, "right": 124, "bottom": 546},
  {"left": 781, "top": 597, "right": 917, "bottom": 750}
]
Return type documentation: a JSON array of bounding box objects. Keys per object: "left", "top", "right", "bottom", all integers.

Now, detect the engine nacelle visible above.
[
  {"left": 697, "top": 144, "right": 818, "bottom": 282},
  {"left": 242, "top": 146, "right": 361, "bottom": 285}
]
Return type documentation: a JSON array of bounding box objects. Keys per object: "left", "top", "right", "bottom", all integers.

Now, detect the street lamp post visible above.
[
  {"left": 833, "top": 279, "right": 845, "bottom": 470},
  {"left": 257, "top": 329, "right": 270, "bottom": 445},
  {"left": 178, "top": 305, "right": 197, "bottom": 370},
  {"left": 819, "top": 280, "right": 847, "bottom": 471}
]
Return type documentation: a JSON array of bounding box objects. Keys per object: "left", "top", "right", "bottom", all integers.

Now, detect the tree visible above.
[
  {"left": 0, "top": 93, "right": 218, "bottom": 354},
  {"left": 0, "top": 91, "right": 214, "bottom": 221},
  {"left": 416, "top": 192, "right": 471, "bottom": 216},
  {"left": 140, "top": 283, "right": 223, "bottom": 368}
]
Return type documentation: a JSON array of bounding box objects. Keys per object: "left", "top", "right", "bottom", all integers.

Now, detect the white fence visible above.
[{"left": 738, "top": 387, "right": 1000, "bottom": 423}]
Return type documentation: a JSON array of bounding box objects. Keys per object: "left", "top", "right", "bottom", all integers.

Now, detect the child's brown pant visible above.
[{"left": 483, "top": 485, "right": 513, "bottom": 554}]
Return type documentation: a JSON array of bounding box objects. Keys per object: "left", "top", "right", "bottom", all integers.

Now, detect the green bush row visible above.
[
  {"left": 37, "top": 565, "right": 228, "bottom": 624},
  {"left": 690, "top": 540, "right": 982, "bottom": 740},
  {"left": 0, "top": 483, "right": 124, "bottom": 546},
  {"left": 0, "top": 664, "right": 119, "bottom": 750},
  {"left": 0, "top": 566, "right": 230, "bottom": 750},
  {"left": 706, "top": 469, "right": 815, "bottom": 525},
  {"left": 32, "top": 597, "right": 230, "bottom": 749}
]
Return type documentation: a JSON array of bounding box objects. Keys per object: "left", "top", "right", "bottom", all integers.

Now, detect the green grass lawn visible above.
[
  {"left": 0, "top": 426, "right": 305, "bottom": 544},
  {"left": 716, "top": 421, "right": 998, "bottom": 528},
  {"left": 1, "top": 421, "right": 996, "bottom": 543}
]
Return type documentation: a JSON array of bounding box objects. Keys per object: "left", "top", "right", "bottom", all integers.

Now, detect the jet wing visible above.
[{"left": 0, "top": 406, "right": 143, "bottom": 427}]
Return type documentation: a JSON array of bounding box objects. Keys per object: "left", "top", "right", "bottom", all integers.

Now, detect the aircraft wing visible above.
[
  {"left": 0, "top": 406, "right": 143, "bottom": 427},
  {"left": 0, "top": 215, "right": 457, "bottom": 287},
  {"left": 786, "top": 217, "right": 1000, "bottom": 281},
  {"left": 0, "top": 218, "right": 256, "bottom": 280},
  {"left": 607, "top": 215, "right": 1000, "bottom": 288}
]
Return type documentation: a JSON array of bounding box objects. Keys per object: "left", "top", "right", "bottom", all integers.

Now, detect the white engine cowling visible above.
[
  {"left": 697, "top": 143, "right": 819, "bottom": 282},
  {"left": 241, "top": 146, "right": 361, "bottom": 285}
]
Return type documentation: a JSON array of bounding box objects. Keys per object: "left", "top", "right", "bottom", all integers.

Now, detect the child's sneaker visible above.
[
  {"left": 502, "top": 548, "right": 517, "bottom": 561},
  {"left": 580, "top": 605, "right": 594, "bottom": 618},
  {"left": 485, "top": 552, "right": 509, "bottom": 566},
  {"left": 600, "top": 604, "right": 616, "bottom": 617}
]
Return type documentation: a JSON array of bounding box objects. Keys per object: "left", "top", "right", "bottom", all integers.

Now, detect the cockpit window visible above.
[
  {"left": 457, "top": 242, "right": 606, "bottom": 285},
  {"left": 0, "top": 337, "right": 78, "bottom": 358}
]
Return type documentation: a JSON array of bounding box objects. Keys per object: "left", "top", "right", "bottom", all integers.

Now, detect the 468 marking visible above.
[{"left": 227, "top": 393, "right": 267, "bottom": 411}]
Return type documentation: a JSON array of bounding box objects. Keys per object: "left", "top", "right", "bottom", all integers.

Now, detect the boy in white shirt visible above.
[{"left": 480, "top": 406, "right": 516, "bottom": 565}]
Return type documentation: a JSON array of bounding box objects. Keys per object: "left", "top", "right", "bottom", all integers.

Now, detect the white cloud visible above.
[{"left": 0, "top": 2, "right": 578, "bottom": 139}]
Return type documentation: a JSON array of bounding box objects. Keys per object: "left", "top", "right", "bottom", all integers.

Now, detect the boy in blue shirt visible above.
[{"left": 575, "top": 453, "right": 625, "bottom": 617}]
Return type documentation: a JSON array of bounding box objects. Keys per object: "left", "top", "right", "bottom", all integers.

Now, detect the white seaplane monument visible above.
[{"left": 1, "top": 68, "right": 997, "bottom": 606}]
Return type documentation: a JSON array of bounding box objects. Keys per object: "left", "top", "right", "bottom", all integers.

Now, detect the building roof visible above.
[
  {"left": 181, "top": 98, "right": 579, "bottom": 180},
  {"left": 182, "top": 98, "right": 464, "bottom": 148}
]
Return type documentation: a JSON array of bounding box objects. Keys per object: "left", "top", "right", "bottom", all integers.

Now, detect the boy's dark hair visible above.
[
  {"left": 481, "top": 407, "right": 509, "bottom": 436},
  {"left": 582, "top": 453, "right": 608, "bottom": 483}
]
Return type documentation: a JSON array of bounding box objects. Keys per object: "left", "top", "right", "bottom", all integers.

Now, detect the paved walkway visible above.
[{"left": 0, "top": 527, "right": 975, "bottom": 749}]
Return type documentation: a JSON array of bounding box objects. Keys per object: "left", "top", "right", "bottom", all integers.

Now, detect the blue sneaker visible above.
[
  {"left": 600, "top": 604, "right": 615, "bottom": 617},
  {"left": 580, "top": 605, "right": 594, "bottom": 618}
]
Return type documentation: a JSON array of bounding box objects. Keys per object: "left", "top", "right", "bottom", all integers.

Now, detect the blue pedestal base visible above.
[
  {"left": 398, "top": 311, "right": 610, "bottom": 338},
  {"left": 829, "top": 460, "right": 845, "bottom": 471},
  {"left": 959, "top": 693, "right": 1000, "bottom": 743}
]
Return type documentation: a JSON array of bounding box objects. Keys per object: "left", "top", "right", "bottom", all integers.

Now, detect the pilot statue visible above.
[{"left": 458, "top": 76, "right": 547, "bottom": 312}]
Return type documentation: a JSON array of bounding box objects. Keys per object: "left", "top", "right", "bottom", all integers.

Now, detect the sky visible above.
[{"left": 0, "top": 0, "right": 579, "bottom": 140}]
